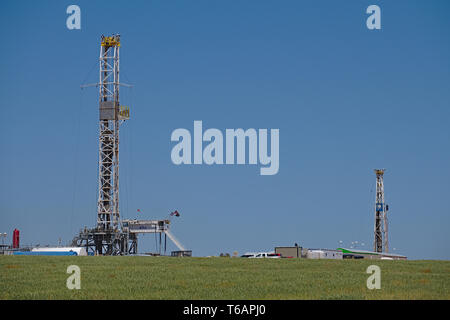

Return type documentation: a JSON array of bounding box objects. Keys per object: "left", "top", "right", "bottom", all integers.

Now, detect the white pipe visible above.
[{"left": 164, "top": 230, "right": 185, "bottom": 251}]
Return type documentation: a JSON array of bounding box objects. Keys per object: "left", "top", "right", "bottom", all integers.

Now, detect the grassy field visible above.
[{"left": 0, "top": 256, "right": 449, "bottom": 299}]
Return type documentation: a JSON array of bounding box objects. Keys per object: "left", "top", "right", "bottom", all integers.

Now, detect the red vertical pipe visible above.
[{"left": 12, "top": 229, "right": 20, "bottom": 248}]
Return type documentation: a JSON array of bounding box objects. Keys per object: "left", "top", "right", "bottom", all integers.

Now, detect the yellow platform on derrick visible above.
[{"left": 101, "top": 35, "right": 120, "bottom": 47}]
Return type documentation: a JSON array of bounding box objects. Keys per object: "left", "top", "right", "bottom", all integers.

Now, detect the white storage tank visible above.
[{"left": 31, "top": 247, "right": 87, "bottom": 256}]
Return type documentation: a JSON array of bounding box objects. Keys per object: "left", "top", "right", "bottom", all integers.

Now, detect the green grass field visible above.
[{"left": 0, "top": 256, "right": 449, "bottom": 300}]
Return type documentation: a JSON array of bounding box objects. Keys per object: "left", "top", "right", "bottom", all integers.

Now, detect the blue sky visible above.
[{"left": 0, "top": 0, "right": 449, "bottom": 259}]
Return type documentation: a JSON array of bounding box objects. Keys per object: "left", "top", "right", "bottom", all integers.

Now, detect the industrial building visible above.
[
  {"left": 306, "top": 249, "right": 343, "bottom": 259},
  {"left": 275, "top": 246, "right": 306, "bottom": 258},
  {"left": 274, "top": 246, "right": 343, "bottom": 259}
]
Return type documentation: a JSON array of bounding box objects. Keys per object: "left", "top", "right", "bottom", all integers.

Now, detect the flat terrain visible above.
[{"left": 0, "top": 256, "right": 449, "bottom": 299}]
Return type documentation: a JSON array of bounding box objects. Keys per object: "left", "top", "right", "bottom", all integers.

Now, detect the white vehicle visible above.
[{"left": 252, "top": 252, "right": 281, "bottom": 258}]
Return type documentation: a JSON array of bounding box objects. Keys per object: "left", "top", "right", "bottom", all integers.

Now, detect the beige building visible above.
[{"left": 275, "top": 246, "right": 306, "bottom": 258}]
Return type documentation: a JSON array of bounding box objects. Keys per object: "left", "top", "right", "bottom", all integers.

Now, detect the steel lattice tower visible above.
[
  {"left": 97, "top": 35, "right": 123, "bottom": 231},
  {"left": 373, "top": 169, "right": 389, "bottom": 253},
  {"left": 72, "top": 34, "right": 188, "bottom": 256}
]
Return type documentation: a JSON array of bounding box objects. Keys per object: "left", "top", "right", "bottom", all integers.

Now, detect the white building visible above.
[{"left": 306, "top": 249, "right": 343, "bottom": 259}]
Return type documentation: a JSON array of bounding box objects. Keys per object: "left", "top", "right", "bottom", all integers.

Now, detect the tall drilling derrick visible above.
[
  {"left": 72, "top": 34, "right": 133, "bottom": 256},
  {"left": 72, "top": 34, "right": 190, "bottom": 256},
  {"left": 373, "top": 169, "right": 389, "bottom": 253},
  {"left": 92, "top": 34, "right": 130, "bottom": 254},
  {"left": 98, "top": 34, "right": 122, "bottom": 231}
]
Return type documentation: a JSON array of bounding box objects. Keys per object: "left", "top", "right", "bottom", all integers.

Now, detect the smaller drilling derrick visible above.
[{"left": 373, "top": 169, "right": 389, "bottom": 253}]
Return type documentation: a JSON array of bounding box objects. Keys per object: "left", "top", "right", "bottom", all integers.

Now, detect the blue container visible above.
[{"left": 13, "top": 251, "right": 78, "bottom": 256}]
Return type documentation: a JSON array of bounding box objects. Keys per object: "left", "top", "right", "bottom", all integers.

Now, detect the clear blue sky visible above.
[{"left": 1, "top": 0, "right": 449, "bottom": 259}]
